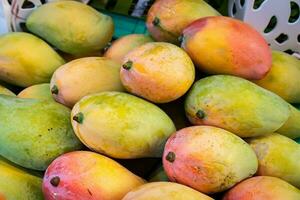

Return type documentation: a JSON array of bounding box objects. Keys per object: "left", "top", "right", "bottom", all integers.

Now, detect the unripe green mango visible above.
[
  {"left": 0, "top": 156, "right": 43, "bottom": 200},
  {"left": 0, "top": 85, "right": 15, "bottom": 96},
  {"left": 18, "top": 83, "right": 54, "bottom": 101},
  {"left": 0, "top": 95, "right": 83, "bottom": 170},
  {"left": 185, "top": 75, "right": 290, "bottom": 137},
  {"left": 71, "top": 92, "right": 176, "bottom": 159},
  {"left": 0, "top": 32, "right": 65, "bottom": 87},
  {"left": 248, "top": 133, "right": 300, "bottom": 188},
  {"left": 26, "top": 1, "right": 114, "bottom": 55}
]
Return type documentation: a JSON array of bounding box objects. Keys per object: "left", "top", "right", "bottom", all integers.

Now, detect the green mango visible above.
[
  {"left": 277, "top": 105, "right": 300, "bottom": 139},
  {"left": 18, "top": 83, "right": 54, "bottom": 101},
  {"left": 0, "top": 85, "right": 15, "bottom": 96},
  {"left": 253, "top": 51, "right": 300, "bottom": 103},
  {"left": 71, "top": 92, "right": 176, "bottom": 159},
  {"left": 26, "top": 1, "right": 114, "bottom": 55},
  {"left": 0, "top": 95, "right": 83, "bottom": 170},
  {"left": 148, "top": 165, "right": 169, "bottom": 182},
  {"left": 248, "top": 133, "right": 300, "bottom": 188},
  {"left": 0, "top": 32, "right": 65, "bottom": 87},
  {"left": 185, "top": 75, "right": 290, "bottom": 137},
  {"left": 0, "top": 156, "right": 43, "bottom": 200}
]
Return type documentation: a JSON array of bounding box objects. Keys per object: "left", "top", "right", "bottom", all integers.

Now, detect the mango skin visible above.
[
  {"left": 182, "top": 16, "right": 272, "bottom": 80},
  {"left": 18, "top": 83, "right": 53, "bottom": 101},
  {"left": 26, "top": 1, "right": 114, "bottom": 55},
  {"left": 0, "top": 32, "right": 65, "bottom": 87},
  {"left": 0, "top": 95, "right": 83, "bottom": 170},
  {"left": 185, "top": 75, "right": 290, "bottom": 137},
  {"left": 71, "top": 92, "right": 176, "bottom": 159},
  {"left": 248, "top": 133, "right": 300, "bottom": 188},
  {"left": 121, "top": 42, "right": 195, "bottom": 103},
  {"left": 122, "top": 182, "right": 213, "bottom": 200},
  {"left": 163, "top": 126, "right": 258, "bottom": 194},
  {"left": 50, "top": 57, "right": 124, "bottom": 107},
  {"left": 0, "top": 156, "right": 43, "bottom": 200},
  {"left": 0, "top": 85, "right": 15, "bottom": 96},
  {"left": 254, "top": 51, "right": 300, "bottom": 103},
  {"left": 277, "top": 105, "right": 300, "bottom": 139},
  {"left": 223, "top": 176, "right": 300, "bottom": 200},
  {"left": 148, "top": 165, "right": 169, "bottom": 182},
  {"left": 146, "top": 0, "right": 219, "bottom": 44},
  {"left": 43, "top": 151, "right": 145, "bottom": 200},
  {"left": 104, "top": 34, "right": 154, "bottom": 63}
]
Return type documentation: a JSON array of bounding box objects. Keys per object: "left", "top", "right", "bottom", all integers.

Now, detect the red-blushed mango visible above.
[
  {"left": 120, "top": 42, "right": 195, "bottom": 103},
  {"left": 163, "top": 126, "right": 258, "bottom": 194},
  {"left": 43, "top": 151, "right": 145, "bottom": 200},
  {"left": 122, "top": 182, "right": 214, "bottom": 200},
  {"left": 181, "top": 16, "right": 271, "bottom": 80},
  {"left": 50, "top": 57, "right": 124, "bottom": 108},
  {"left": 18, "top": 83, "right": 53, "bottom": 101},
  {"left": 223, "top": 176, "right": 300, "bottom": 200},
  {"left": 146, "top": 0, "right": 219, "bottom": 44},
  {"left": 0, "top": 85, "right": 15, "bottom": 96},
  {"left": 104, "top": 34, "right": 154, "bottom": 63}
]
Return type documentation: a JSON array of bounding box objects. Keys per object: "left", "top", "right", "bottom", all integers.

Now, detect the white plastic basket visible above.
[{"left": 228, "top": 0, "right": 300, "bottom": 56}]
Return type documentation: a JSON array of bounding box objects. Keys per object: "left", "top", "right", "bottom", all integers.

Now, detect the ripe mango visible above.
[
  {"left": 253, "top": 51, "right": 300, "bottom": 103},
  {"left": 121, "top": 42, "right": 195, "bottom": 103},
  {"left": 50, "top": 57, "right": 124, "bottom": 107},
  {"left": 182, "top": 16, "right": 272, "bottom": 80},
  {"left": 0, "top": 156, "right": 43, "bottom": 200},
  {"left": 26, "top": 1, "right": 114, "bottom": 55},
  {"left": 43, "top": 151, "right": 145, "bottom": 200},
  {"left": 104, "top": 34, "right": 154, "bottom": 63},
  {"left": 146, "top": 0, "right": 219, "bottom": 44},
  {"left": 0, "top": 85, "right": 15, "bottom": 96},
  {"left": 248, "top": 133, "right": 300, "bottom": 188},
  {"left": 163, "top": 126, "right": 258, "bottom": 194},
  {"left": 0, "top": 32, "right": 65, "bottom": 87},
  {"left": 71, "top": 92, "right": 176, "bottom": 159},
  {"left": 122, "top": 182, "right": 213, "bottom": 200},
  {"left": 0, "top": 95, "right": 83, "bottom": 170},
  {"left": 185, "top": 75, "right": 290, "bottom": 137},
  {"left": 18, "top": 83, "right": 53, "bottom": 101},
  {"left": 223, "top": 176, "right": 300, "bottom": 200},
  {"left": 277, "top": 105, "right": 300, "bottom": 139}
]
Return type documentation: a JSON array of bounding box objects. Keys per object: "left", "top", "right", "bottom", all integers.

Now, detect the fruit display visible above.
[{"left": 0, "top": 0, "right": 299, "bottom": 199}]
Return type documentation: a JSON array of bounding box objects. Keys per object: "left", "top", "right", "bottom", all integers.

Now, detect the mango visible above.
[
  {"left": 248, "top": 133, "right": 300, "bottom": 188},
  {"left": 253, "top": 51, "right": 300, "bottom": 103},
  {"left": 146, "top": 0, "right": 219, "bottom": 44},
  {"left": 0, "top": 156, "right": 43, "bottom": 200},
  {"left": 71, "top": 92, "right": 176, "bottom": 159},
  {"left": 277, "top": 105, "right": 300, "bottom": 139},
  {"left": 148, "top": 165, "right": 169, "bottom": 182},
  {"left": 26, "top": 1, "right": 114, "bottom": 55},
  {"left": 50, "top": 57, "right": 124, "bottom": 107},
  {"left": 223, "top": 176, "right": 300, "bottom": 200},
  {"left": 0, "top": 95, "right": 82, "bottom": 170},
  {"left": 122, "top": 182, "right": 213, "bottom": 200},
  {"left": 182, "top": 16, "right": 272, "bottom": 80},
  {"left": 185, "top": 75, "right": 290, "bottom": 137},
  {"left": 0, "top": 85, "right": 15, "bottom": 96},
  {"left": 121, "top": 42, "right": 195, "bottom": 103},
  {"left": 43, "top": 151, "right": 145, "bottom": 200},
  {"left": 0, "top": 32, "right": 65, "bottom": 87},
  {"left": 163, "top": 126, "right": 258, "bottom": 194},
  {"left": 104, "top": 34, "right": 154, "bottom": 63},
  {"left": 18, "top": 83, "right": 53, "bottom": 101}
]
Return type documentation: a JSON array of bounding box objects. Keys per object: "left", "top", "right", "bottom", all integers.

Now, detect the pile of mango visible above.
[{"left": 1, "top": 0, "right": 300, "bottom": 199}]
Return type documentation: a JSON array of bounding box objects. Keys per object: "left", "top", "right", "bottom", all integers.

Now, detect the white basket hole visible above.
[
  {"left": 21, "top": 0, "right": 35, "bottom": 9},
  {"left": 275, "top": 33, "right": 289, "bottom": 44},
  {"left": 289, "top": 1, "right": 300, "bottom": 23},
  {"left": 253, "top": 0, "right": 266, "bottom": 9},
  {"left": 264, "top": 16, "right": 277, "bottom": 33}
]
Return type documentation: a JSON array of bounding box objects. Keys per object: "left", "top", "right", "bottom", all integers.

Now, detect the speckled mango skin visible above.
[
  {"left": 43, "top": 151, "right": 145, "bottom": 200},
  {"left": 0, "top": 32, "right": 65, "bottom": 87},
  {"left": 146, "top": 0, "right": 219, "bottom": 44},
  {"left": 0, "top": 85, "right": 15, "bottom": 96},
  {"left": 122, "top": 182, "right": 213, "bottom": 200},
  {"left": 185, "top": 75, "right": 290, "bottom": 137},
  {"left": 248, "top": 133, "right": 300, "bottom": 188},
  {"left": 120, "top": 42, "right": 195, "bottom": 103},
  {"left": 0, "top": 95, "right": 83, "bottom": 170},
  {"left": 163, "top": 126, "right": 258, "bottom": 194},
  {"left": 182, "top": 16, "right": 272, "bottom": 80},
  {"left": 104, "top": 34, "right": 154, "bottom": 63},
  {"left": 51, "top": 57, "right": 124, "bottom": 108},
  {"left": 223, "top": 176, "right": 300, "bottom": 200},
  {"left": 71, "top": 92, "right": 176, "bottom": 159},
  {"left": 26, "top": 1, "right": 114, "bottom": 55},
  {"left": 254, "top": 51, "right": 300, "bottom": 103},
  {"left": 0, "top": 156, "right": 43, "bottom": 200},
  {"left": 18, "top": 83, "right": 53, "bottom": 101}
]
